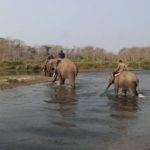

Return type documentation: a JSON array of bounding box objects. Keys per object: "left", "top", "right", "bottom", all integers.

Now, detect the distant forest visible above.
[{"left": 0, "top": 37, "right": 150, "bottom": 62}]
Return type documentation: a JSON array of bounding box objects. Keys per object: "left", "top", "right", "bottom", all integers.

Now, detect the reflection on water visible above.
[
  {"left": 107, "top": 94, "right": 139, "bottom": 130},
  {"left": 108, "top": 94, "right": 139, "bottom": 112},
  {"left": 48, "top": 86, "right": 76, "bottom": 104},
  {"left": 45, "top": 86, "right": 77, "bottom": 117},
  {"left": 0, "top": 71, "right": 150, "bottom": 150}
]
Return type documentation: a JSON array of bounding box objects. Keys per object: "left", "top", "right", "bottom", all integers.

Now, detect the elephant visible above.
[
  {"left": 44, "top": 55, "right": 55, "bottom": 76},
  {"left": 46, "top": 58, "right": 78, "bottom": 88},
  {"left": 106, "top": 71, "right": 139, "bottom": 96}
]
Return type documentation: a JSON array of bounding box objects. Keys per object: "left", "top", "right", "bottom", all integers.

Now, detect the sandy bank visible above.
[{"left": 0, "top": 75, "right": 52, "bottom": 89}]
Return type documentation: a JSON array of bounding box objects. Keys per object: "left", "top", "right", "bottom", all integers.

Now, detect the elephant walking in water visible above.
[
  {"left": 106, "top": 71, "right": 139, "bottom": 96},
  {"left": 46, "top": 58, "right": 78, "bottom": 89}
]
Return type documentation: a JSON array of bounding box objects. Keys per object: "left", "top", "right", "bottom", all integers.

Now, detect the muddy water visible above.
[{"left": 0, "top": 71, "right": 150, "bottom": 150}]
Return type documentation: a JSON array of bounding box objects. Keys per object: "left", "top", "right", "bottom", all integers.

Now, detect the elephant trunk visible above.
[{"left": 106, "top": 83, "right": 112, "bottom": 90}]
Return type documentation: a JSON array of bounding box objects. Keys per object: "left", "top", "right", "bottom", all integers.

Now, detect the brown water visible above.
[{"left": 0, "top": 71, "right": 150, "bottom": 150}]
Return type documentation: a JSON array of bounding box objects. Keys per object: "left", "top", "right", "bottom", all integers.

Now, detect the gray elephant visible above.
[
  {"left": 46, "top": 58, "right": 78, "bottom": 88},
  {"left": 106, "top": 71, "right": 139, "bottom": 96}
]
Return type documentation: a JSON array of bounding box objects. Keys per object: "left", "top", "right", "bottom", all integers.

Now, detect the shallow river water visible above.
[{"left": 0, "top": 71, "right": 150, "bottom": 150}]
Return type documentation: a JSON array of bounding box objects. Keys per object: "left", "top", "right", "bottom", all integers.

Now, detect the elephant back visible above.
[
  {"left": 119, "top": 71, "right": 139, "bottom": 84},
  {"left": 57, "top": 58, "right": 78, "bottom": 76}
]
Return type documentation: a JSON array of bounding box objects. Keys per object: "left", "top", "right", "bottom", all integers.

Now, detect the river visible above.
[{"left": 0, "top": 71, "right": 150, "bottom": 150}]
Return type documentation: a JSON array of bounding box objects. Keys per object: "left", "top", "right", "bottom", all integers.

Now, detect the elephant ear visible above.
[
  {"left": 56, "top": 59, "right": 61, "bottom": 66},
  {"left": 52, "top": 59, "right": 61, "bottom": 70}
]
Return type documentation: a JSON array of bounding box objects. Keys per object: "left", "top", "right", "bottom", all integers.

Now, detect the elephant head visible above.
[{"left": 46, "top": 59, "right": 61, "bottom": 77}]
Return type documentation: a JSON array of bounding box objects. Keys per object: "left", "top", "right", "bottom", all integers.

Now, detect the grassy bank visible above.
[
  {"left": 0, "top": 60, "right": 43, "bottom": 72},
  {"left": 0, "top": 60, "right": 150, "bottom": 72},
  {"left": 0, "top": 59, "right": 149, "bottom": 89}
]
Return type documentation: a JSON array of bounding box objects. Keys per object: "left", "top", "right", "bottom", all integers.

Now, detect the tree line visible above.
[{"left": 0, "top": 37, "right": 150, "bottom": 62}]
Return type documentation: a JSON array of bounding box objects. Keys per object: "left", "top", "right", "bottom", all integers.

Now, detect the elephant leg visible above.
[
  {"left": 71, "top": 81, "right": 75, "bottom": 89},
  {"left": 52, "top": 74, "right": 57, "bottom": 83},
  {"left": 68, "top": 75, "right": 76, "bottom": 89},
  {"left": 70, "top": 80, "right": 76, "bottom": 89},
  {"left": 44, "top": 69, "right": 47, "bottom": 76},
  {"left": 70, "top": 81, "right": 75, "bottom": 89},
  {"left": 133, "top": 83, "right": 138, "bottom": 96},
  {"left": 134, "top": 89, "right": 138, "bottom": 96},
  {"left": 60, "top": 78, "right": 65, "bottom": 85},
  {"left": 129, "top": 88, "right": 135, "bottom": 96},
  {"left": 58, "top": 74, "right": 65, "bottom": 85},
  {"left": 131, "top": 88, "right": 138, "bottom": 96},
  {"left": 51, "top": 71, "right": 57, "bottom": 83},
  {"left": 129, "top": 83, "right": 138, "bottom": 96},
  {"left": 44, "top": 65, "right": 47, "bottom": 76},
  {"left": 122, "top": 89, "right": 127, "bottom": 96},
  {"left": 48, "top": 72, "right": 51, "bottom": 77},
  {"left": 114, "top": 85, "right": 119, "bottom": 95}
]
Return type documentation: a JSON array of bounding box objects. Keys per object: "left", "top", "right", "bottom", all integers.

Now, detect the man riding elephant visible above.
[
  {"left": 113, "top": 59, "right": 128, "bottom": 77},
  {"left": 58, "top": 50, "right": 65, "bottom": 59},
  {"left": 106, "top": 71, "right": 139, "bottom": 96},
  {"left": 106, "top": 59, "right": 139, "bottom": 96}
]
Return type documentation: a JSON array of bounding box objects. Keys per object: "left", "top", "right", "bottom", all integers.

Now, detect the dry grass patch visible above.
[{"left": 0, "top": 75, "right": 51, "bottom": 89}]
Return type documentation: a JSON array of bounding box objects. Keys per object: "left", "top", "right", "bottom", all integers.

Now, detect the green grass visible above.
[
  {"left": 0, "top": 60, "right": 43, "bottom": 71},
  {"left": 75, "top": 60, "right": 117, "bottom": 70},
  {"left": 128, "top": 61, "right": 150, "bottom": 70},
  {"left": 6, "top": 78, "right": 19, "bottom": 83},
  {"left": 0, "top": 59, "right": 150, "bottom": 73},
  {"left": 0, "top": 60, "right": 24, "bottom": 66}
]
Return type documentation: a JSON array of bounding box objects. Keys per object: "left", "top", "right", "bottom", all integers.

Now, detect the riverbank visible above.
[
  {"left": 0, "top": 68, "right": 147, "bottom": 90},
  {"left": 0, "top": 59, "right": 149, "bottom": 89},
  {"left": 0, "top": 75, "right": 51, "bottom": 89},
  {"left": 0, "top": 60, "right": 150, "bottom": 71}
]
